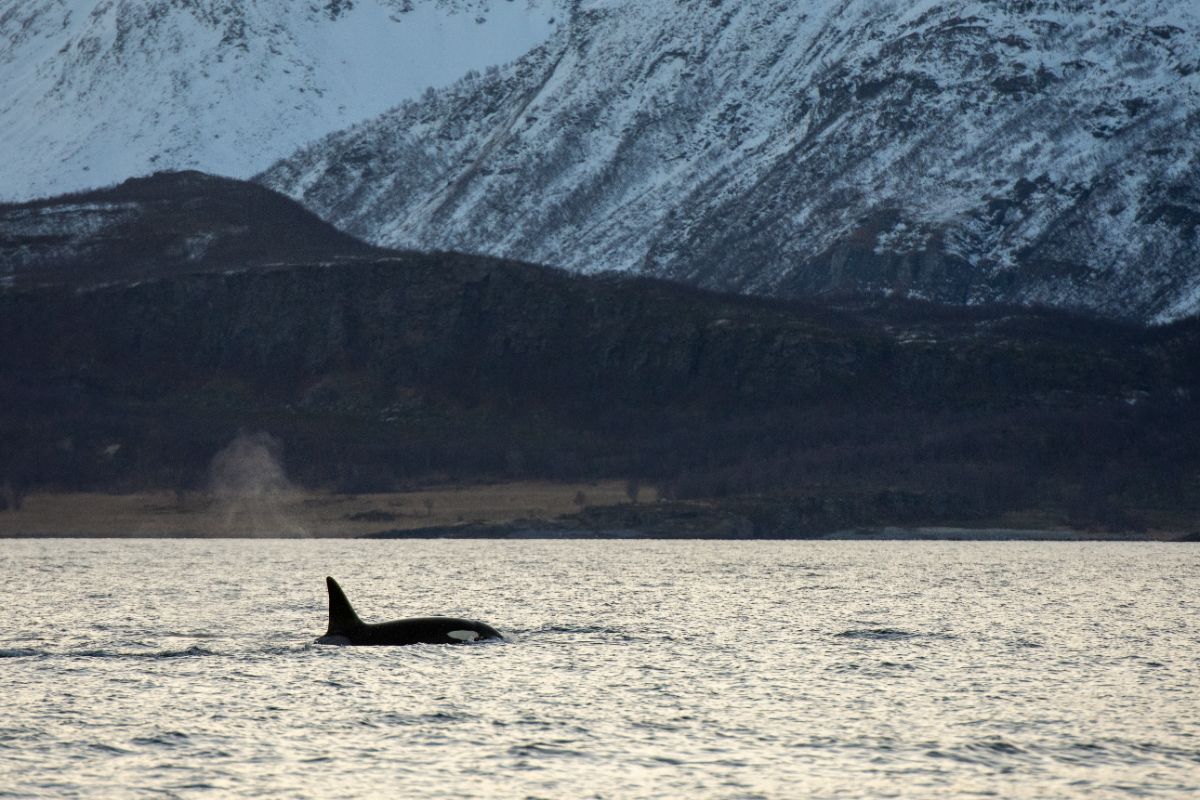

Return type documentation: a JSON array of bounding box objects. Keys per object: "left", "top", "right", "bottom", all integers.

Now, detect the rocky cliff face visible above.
[
  {"left": 259, "top": 0, "right": 1200, "bottom": 323},
  {"left": 0, "top": 0, "right": 558, "bottom": 200}
]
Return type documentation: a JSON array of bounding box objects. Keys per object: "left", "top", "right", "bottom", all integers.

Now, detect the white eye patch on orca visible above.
[{"left": 447, "top": 630, "right": 480, "bottom": 642}]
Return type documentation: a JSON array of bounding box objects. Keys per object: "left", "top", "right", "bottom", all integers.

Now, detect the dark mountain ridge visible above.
[
  {"left": 2, "top": 173, "right": 1197, "bottom": 533},
  {"left": 0, "top": 171, "right": 384, "bottom": 288}
]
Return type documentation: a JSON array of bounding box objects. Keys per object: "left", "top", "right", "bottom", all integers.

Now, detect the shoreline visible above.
[
  {"left": 0, "top": 488, "right": 1194, "bottom": 542},
  {"left": 3, "top": 527, "right": 1192, "bottom": 542},
  {"left": 361, "top": 524, "right": 1191, "bottom": 542}
]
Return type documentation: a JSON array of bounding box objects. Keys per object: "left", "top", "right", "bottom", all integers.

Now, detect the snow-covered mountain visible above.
[
  {"left": 260, "top": 0, "right": 1200, "bottom": 323},
  {"left": 0, "top": 0, "right": 559, "bottom": 200}
]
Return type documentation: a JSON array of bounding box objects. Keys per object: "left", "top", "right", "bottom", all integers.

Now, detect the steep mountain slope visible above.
[
  {"left": 260, "top": 0, "right": 1200, "bottom": 323},
  {"left": 0, "top": 0, "right": 559, "bottom": 200},
  {"left": 0, "top": 171, "right": 385, "bottom": 286}
]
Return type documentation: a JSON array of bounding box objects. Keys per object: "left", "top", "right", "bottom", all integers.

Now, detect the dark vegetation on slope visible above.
[
  {"left": 2, "top": 256, "right": 1199, "bottom": 533},
  {"left": 1, "top": 173, "right": 1197, "bottom": 534}
]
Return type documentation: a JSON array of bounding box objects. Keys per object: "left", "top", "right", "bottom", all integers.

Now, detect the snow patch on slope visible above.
[{"left": 0, "top": 0, "right": 560, "bottom": 200}]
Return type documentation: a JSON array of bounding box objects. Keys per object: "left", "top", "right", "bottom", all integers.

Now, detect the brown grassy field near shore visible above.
[{"left": 0, "top": 481, "right": 656, "bottom": 537}]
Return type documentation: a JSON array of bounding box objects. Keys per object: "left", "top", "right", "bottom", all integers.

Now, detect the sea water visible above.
[{"left": 0, "top": 540, "right": 1196, "bottom": 798}]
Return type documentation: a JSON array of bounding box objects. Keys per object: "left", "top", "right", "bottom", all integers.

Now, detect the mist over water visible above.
[{"left": 1, "top": 540, "right": 1197, "bottom": 798}]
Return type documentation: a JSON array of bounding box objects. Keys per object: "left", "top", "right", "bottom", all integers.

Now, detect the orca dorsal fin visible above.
[{"left": 325, "top": 577, "right": 364, "bottom": 634}]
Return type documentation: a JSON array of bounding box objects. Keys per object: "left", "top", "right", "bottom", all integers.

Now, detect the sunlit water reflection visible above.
[{"left": 1, "top": 540, "right": 1197, "bottom": 798}]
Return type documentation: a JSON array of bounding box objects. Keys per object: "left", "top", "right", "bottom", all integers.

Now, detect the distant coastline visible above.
[
  {"left": 362, "top": 524, "right": 1191, "bottom": 543},
  {"left": 0, "top": 487, "right": 1193, "bottom": 542}
]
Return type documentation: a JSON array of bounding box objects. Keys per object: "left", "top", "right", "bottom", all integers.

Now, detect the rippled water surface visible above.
[{"left": 1, "top": 540, "right": 1197, "bottom": 798}]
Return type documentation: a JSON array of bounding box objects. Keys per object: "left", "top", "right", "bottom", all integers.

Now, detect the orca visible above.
[{"left": 315, "top": 577, "right": 503, "bottom": 646}]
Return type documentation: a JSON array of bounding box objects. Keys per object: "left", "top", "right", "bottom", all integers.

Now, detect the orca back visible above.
[{"left": 317, "top": 577, "right": 503, "bottom": 646}]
